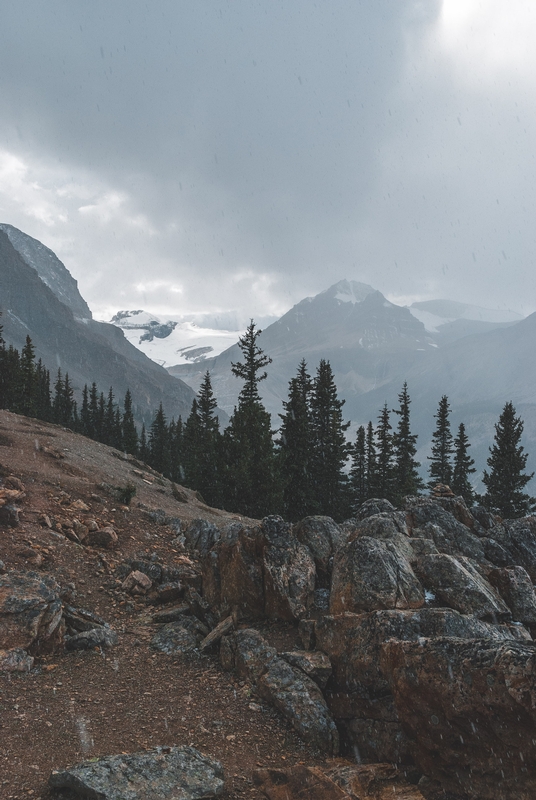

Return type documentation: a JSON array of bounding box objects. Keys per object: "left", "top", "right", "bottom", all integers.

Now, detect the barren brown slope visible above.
[{"left": 0, "top": 410, "right": 315, "bottom": 799}]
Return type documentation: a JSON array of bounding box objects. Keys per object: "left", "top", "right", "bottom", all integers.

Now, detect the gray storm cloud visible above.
[{"left": 0, "top": 0, "right": 534, "bottom": 319}]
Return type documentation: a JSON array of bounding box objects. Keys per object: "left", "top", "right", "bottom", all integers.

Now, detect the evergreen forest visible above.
[{"left": 1, "top": 319, "right": 533, "bottom": 521}]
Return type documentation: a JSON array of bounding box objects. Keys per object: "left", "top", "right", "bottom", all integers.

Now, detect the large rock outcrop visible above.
[
  {"left": 382, "top": 637, "right": 536, "bottom": 800},
  {"left": 293, "top": 516, "right": 346, "bottom": 587},
  {"left": 222, "top": 628, "right": 339, "bottom": 755},
  {"left": 330, "top": 536, "right": 424, "bottom": 614},
  {"left": 203, "top": 516, "right": 315, "bottom": 621}
]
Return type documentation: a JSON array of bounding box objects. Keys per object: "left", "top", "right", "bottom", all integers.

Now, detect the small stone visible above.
[
  {"left": 84, "top": 527, "right": 118, "bottom": 549},
  {"left": 122, "top": 570, "right": 152, "bottom": 595},
  {"left": 65, "top": 626, "right": 118, "bottom": 651},
  {"left": 71, "top": 499, "right": 91, "bottom": 511},
  {"left": 0, "top": 647, "right": 34, "bottom": 672}
]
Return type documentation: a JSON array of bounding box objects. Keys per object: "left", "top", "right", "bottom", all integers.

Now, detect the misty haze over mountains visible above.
[{"left": 1, "top": 223, "right": 534, "bottom": 491}]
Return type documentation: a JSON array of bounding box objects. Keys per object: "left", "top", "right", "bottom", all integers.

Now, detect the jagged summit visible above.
[{"left": 0, "top": 223, "right": 92, "bottom": 321}]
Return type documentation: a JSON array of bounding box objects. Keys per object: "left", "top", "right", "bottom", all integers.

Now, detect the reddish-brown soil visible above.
[{"left": 0, "top": 411, "right": 328, "bottom": 799}]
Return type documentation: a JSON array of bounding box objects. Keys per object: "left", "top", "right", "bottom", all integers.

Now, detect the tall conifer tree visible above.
[
  {"left": 278, "top": 360, "right": 314, "bottom": 521},
  {"left": 148, "top": 403, "right": 170, "bottom": 476},
  {"left": 365, "top": 421, "right": 378, "bottom": 499},
  {"left": 392, "top": 382, "right": 422, "bottom": 503},
  {"left": 309, "top": 359, "right": 350, "bottom": 520},
  {"left": 483, "top": 402, "right": 534, "bottom": 518},
  {"left": 221, "top": 321, "right": 280, "bottom": 517},
  {"left": 452, "top": 422, "right": 476, "bottom": 504},
  {"left": 349, "top": 425, "right": 367, "bottom": 511},
  {"left": 428, "top": 395, "right": 454, "bottom": 488},
  {"left": 122, "top": 389, "right": 138, "bottom": 455},
  {"left": 375, "top": 403, "right": 395, "bottom": 503}
]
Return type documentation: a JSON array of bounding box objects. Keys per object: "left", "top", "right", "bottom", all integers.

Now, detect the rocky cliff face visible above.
[
  {"left": 0, "top": 223, "right": 92, "bottom": 321},
  {"left": 0, "top": 228, "right": 196, "bottom": 422}
]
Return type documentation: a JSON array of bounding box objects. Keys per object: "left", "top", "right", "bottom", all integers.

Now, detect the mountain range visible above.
[
  {"left": 1, "top": 223, "right": 533, "bottom": 491},
  {"left": 0, "top": 224, "right": 197, "bottom": 424}
]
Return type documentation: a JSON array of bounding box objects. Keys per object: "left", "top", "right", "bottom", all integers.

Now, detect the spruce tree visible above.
[
  {"left": 35, "top": 360, "right": 51, "bottom": 421},
  {"left": 168, "top": 417, "right": 184, "bottom": 484},
  {"left": 392, "top": 382, "right": 422, "bottom": 503},
  {"left": 183, "top": 398, "right": 203, "bottom": 487},
  {"left": 221, "top": 321, "right": 280, "bottom": 518},
  {"left": 112, "top": 406, "right": 123, "bottom": 450},
  {"left": 230, "top": 320, "right": 272, "bottom": 403},
  {"left": 349, "top": 425, "right": 367, "bottom": 511},
  {"left": 52, "top": 370, "right": 64, "bottom": 424},
  {"left": 375, "top": 403, "right": 395, "bottom": 503},
  {"left": 139, "top": 424, "right": 149, "bottom": 463},
  {"left": 278, "top": 360, "right": 314, "bottom": 521},
  {"left": 18, "top": 336, "right": 38, "bottom": 417},
  {"left": 88, "top": 383, "right": 99, "bottom": 439},
  {"left": 103, "top": 387, "right": 116, "bottom": 445},
  {"left": 483, "top": 402, "right": 534, "bottom": 518},
  {"left": 428, "top": 395, "right": 454, "bottom": 488},
  {"left": 309, "top": 359, "right": 350, "bottom": 520},
  {"left": 96, "top": 392, "right": 106, "bottom": 442},
  {"left": 452, "top": 422, "right": 476, "bottom": 504},
  {"left": 148, "top": 403, "right": 170, "bottom": 476},
  {"left": 80, "top": 385, "right": 91, "bottom": 436},
  {"left": 365, "top": 420, "right": 378, "bottom": 500},
  {"left": 122, "top": 389, "right": 138, "bottom": 455},
  {"left": 195, "top": 372, "right": 221, "bottom": 506}
]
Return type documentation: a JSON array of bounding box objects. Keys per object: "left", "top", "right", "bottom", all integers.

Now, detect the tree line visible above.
[{"left": 0, "top": 319, "right": 533, "bottom": 521}]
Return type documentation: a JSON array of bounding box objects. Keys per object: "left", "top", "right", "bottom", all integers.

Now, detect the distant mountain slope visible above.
[
  {"left": 0, "top": 228, "right": 197, "bottom": 424},
  {"left": 168, "top": 280, "right": 436, "bottom": 416},
  {"left": 0, "top": 223, "right": 92, "bottom": 321},
  {"left": 343, "top": 314, "right": 536, "bottom": 491},
  {"left": 408, "top": 298, "right": 521, "bottom": 346}
]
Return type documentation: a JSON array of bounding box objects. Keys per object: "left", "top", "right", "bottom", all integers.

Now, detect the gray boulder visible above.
[
  {"left": 0, "top": 571, "right": 64, "bottom": 660},
  {"left": 293, "top": 516, "right": 346, "bottom": 587},
  {"left": 256, "top": 657, "right": 339, "bottom": 755},
  {"left": 203, "top": 517, "right": 315, "bottom": 622},
  {"left": 228, "top": 628, "right": 338, "bottom": 755},
  {"left": 382, "top": 637, "right": 536, "bottom": 800},
  {"left": 49, "top": 745, "right": 224, "bottom": 799},
  {"left": 184, "top": 519, "right": 221, "bottom": 557},
  {"left": 280, "top": 650, "right": 332, "bottom": 689},
  {"left": 488, "top": 566, "right": 536, "bottom": 625},
  {"left": 65, "top": 626, "right": 118, "bottom": 652},
  {"left": 0, "top": 647, "right": 34, "bottom": 672},
  {"left": 330, "top": 536, "right": 424, "bottom": 613},
  {"left": 354, "top": 498, "right": 396, "bottom": 520},
  {"left": 152, "top": 617, "right": 208, "bottom": 655},
  {"left": 414, "top": 554, "right": 511, "bottom": 621},
  {"left": 405, "top": 496, "right": 486, "bottom": 561}
]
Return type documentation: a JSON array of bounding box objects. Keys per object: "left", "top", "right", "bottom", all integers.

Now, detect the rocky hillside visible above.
[
  {"left": 2, "top": 409, "right": 536, "bottom": 798},
  {"left": 0, "top": 227, "right": 197, "bottom": 423}
]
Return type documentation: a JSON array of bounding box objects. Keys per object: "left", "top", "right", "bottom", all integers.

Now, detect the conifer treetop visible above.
[{"left": 231, "top": 320, "right": 272, "bottom": 404}]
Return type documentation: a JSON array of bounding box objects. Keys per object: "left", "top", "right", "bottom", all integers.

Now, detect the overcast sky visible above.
[{"left": 1, "top": 1, "right": 536, "bottom": 322}]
